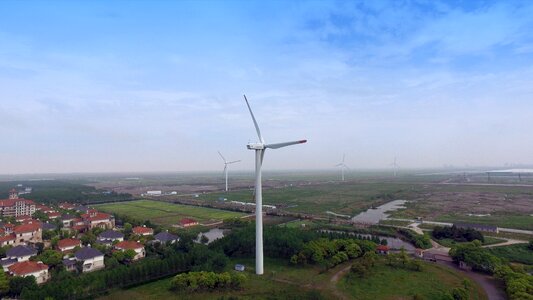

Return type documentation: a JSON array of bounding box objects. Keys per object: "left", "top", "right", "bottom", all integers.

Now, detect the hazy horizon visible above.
[{"left": 2, "top": 1, "right": 533, "bottom": 174}]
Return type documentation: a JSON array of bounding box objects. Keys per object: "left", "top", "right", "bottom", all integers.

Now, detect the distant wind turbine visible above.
[
  {"left": 391, "top": 157, "right": 399, "bottom": 177},
  {"left": 335, "top": 154, "right": 349, "bottom": 181},
  {"left": 218, "top": 151, "right": 241, "bottom": 192},
  {"left": 244, "top": 94, "right": 307, "bottom": 275}
]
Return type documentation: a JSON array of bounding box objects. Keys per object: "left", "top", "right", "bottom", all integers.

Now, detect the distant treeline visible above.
[{"left": 0, "top": 180, "right": 132, "bottom": 204}]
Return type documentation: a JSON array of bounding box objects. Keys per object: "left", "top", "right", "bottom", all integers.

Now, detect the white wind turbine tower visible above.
[
  {"left": 391, "top": 157, "right": 399, "bottom": 177},
  {"left": 335, "top": 154, "right": 349, "bottom": 181},
  {"left": 244, "top": 95, "right": 307, "bottom": 275},
  {"left": 218, "top": 151, "right": 241, "bottom": 192}
]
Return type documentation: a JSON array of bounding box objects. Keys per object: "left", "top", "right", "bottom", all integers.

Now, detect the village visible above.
[{"left": 0, "top": 189, "right": 191, "bottom": 285}]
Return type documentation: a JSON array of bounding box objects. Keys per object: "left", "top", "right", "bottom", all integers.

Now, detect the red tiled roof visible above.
[
  {"left": 81, "top": 212, "right": 111, "bottom": 222},
  {"left": 14, "top": 223, "right": 41, "bottom": 234},
  {"left": 4, "top": 223, "right": 14, "bottom": 228},
  {"left": 0, "top": 234, "right": 15, "bottom": 242},
  {"left": 180, "top": 218, "right": 198, "bottom": 225},
  {"left": 132, "top": 226, "right": 153, "bottom": 235},
  {"left": 16, "top": 215, "right": 33, "bottom": 221},
  {"left": 46, "top": 212, "right": 61, "bottom": 218},
  {"left": 72, "top": 224, "right": 87, "bottom": 231},
  {"left": 0, "top": 198, "right": 35, "bottom": 207},
  {"left": 9, "top": 261, "right": 48, "bottom": 275},
  {"left": 115, "top": 241, "right": 143, "bottom": 250},
  {"left": 22, "top": 219, "right": 42, "bottom": 226},
  {"left": 377, "top": 245, "right": 390, "bottom": 251},
  {"left": 57, "top": 238, "right": 81, "bottom": 249}
]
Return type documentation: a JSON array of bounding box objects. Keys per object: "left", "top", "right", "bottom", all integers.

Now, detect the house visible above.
[
  {"left": 61, "top": 214, "right": 76, "bottom": 228},
  {"left": 16, "top": 215, "right": 33, "bottom": 223},
  {"left": 234, "top": 264, "right": 245, "bottom": 272},
  {"left": 41, "top": 222, "right": 56, "bottom": 232},
  {"left": 13, "top": 222, "right": 42, "bottom": 245},
  {"left": 114, "top": 241, "right": 145, "bottom": 260},
  {"left": 376, "top": 245, "right": 390, "bottom": 255},
  {"left": 74, "top": 247, "right": 105, "bottom": 273},
  {"left": 8, "top": 261, "right": 49, "bottom": 284},
  {"left": 46, "top": 211, "right": 61, "bottom": 219},
  {"left": 58, "top": 202, "right": 76, "bottom": 210},
  {"left": 179, "top": 218, "right": 199, "bottom": 228},
  {"left": 0, "top": 189, "right": 36, "bottom": 217},
  {"left": 1, "top": 245, "right": 37, "bottom": 271},
  {"left": 414, "top": 248, "right": 424, "bottom": 258},
  {"left": 74, "top": 205, "right": 90, "bottom": 213},
  {"left": 97, "top": 230, "right": 124, "bottom": 245},
  {"left": 71, "top": 218, "right": 88, "bottom": 233},
  {"left": 0, "top": 234, "right": 16, "bottom": 247},
  {"left": 132, "top": 226, "right": 153, "bottom": 236},
  {"left": 35, "top": 204, "right": 55, "bottom": 214},
  {"left": 62, "top": 258, "right": 77, "bottom": 272},
  {"left": 154, "top": 231, "right": 179, "bottom": 244},
  {"left": 57, "top": 238, "right": 81, "bottom": 253},
  {"left": 81, "top": 211, "right": 115, "bottom": 229},
  {"left": 454, "top": 223, "right": 498, "bottom": 233}
]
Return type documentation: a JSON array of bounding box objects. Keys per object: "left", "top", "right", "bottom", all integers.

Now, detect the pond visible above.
[
  {"left": 320, "top": 229, "right": 416, "bottom": 252},
  {"left": 196, "top": 228, "right": 227, "bottom": 244},
  {"left": 351, "top": 200, "right": 408, "bottom": 224}
]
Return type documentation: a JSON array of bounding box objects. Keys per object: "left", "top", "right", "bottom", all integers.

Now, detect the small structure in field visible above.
[
  {"left": 376, "top": 245, "right": 390, "bottom": 255},
  {"left": 234, "top": 264, "right": 245, "bottom": 272},
  {"left": 179, "top": 218, "right": 199, "bottom": 228}
]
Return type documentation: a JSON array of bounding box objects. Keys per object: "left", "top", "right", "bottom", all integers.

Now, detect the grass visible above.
[
  {"left": 435, "top": 213, "right": 533, "bottom": 231},
  {"left": 434, "top": 237, "right": 507, "bottom": 248},
  {"left": 488, "top": 244, "right": 533, "bottom": 265},
  {"left": 101, "top": 257, "right": 487, "bottom": 300},
  {"left": 95, "top": 200, "right": 245, "bottom": 225},
  {"left": 338, "top": 259, "right": 487, "bottom": 300},
  {"left": 199, "top": 182, "right": 417, "bottom": 217}
]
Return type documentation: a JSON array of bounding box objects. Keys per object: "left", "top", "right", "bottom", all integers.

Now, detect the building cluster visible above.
[{"left": 0, "top": 188, "right": 181, "bottom": 285}]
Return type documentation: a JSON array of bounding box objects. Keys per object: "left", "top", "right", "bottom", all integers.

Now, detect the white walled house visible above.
[{"left": 74, "top": 247, "right": 105, "bottom": 273}]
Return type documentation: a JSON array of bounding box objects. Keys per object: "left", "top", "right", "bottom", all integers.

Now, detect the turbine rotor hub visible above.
[{"left": 247, "top": 143, "right": 265, "bottom": 150}]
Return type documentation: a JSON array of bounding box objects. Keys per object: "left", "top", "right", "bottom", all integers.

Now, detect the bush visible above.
[{"left": 171, "top": 271, "right": 246, "bottom": 292}]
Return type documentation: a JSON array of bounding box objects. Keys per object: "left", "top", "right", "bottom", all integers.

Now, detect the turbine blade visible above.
[
  {"left": 260, "top": 150, "right": 265, "bottom": 164},
  {"left": 243, "top": 95, "right": 265, "bottom": 144},
  {"left": 227, "top": 160, "right": 241, "bottom": 164},
  {"left": 265, "top": 140, "right": 307, "bottom": 149},
  {"left": 335, "top": 163, "right": 343, "bottom": 167},
  {"left": 218, "top": 151, "right": 226, "bottom": 163},
  {"left": 342, "top": 154, "right": 345, "bottom": 163}
]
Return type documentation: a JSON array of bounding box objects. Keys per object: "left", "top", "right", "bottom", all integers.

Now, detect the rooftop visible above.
[
  {"left": 7, "top": 245, "right": 37, "bottom": 258},
  {"left": 9, "top": 261, "right": 48, "bottom": 275},
  {"left": 98, "top": 230, "right": 124, "bottom": 239},
  {"left": 115, "top": 241, "right": 143, "bottom": 250},
  {"left": 154, "top": 231, "right": 179, "bottom": 242},
  {"left": 75, "top": 247, "right": 104, "bottom": 260}
]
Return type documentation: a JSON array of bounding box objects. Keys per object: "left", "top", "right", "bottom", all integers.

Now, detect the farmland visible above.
[
  {"left": 488, "top": 244, "right": 533, "bottom": 265},
  {"left": 95, "top": 200, "right": 245, "bottom": 225}
]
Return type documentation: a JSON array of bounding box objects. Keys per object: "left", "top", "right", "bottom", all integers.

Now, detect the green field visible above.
[
  {"left": 338, "top": 260, "right": 487, "bottom": 300},
  {"left": 201, "top": 182, "right": 416, "bottom": 216},
  {"left": 435, "top": 213, "right": 533, "bottom": 231},
  {"left": 95, "top": 200, "right": 245, "bottom": 225},
  {"left": 435, "top": 236, "right": 507, "bottom": 248},
  {"left": 488, "top": 244, "right": 533, "bottom": 265},
  {"left": 101, "top": 257, "right": 486, "bottom": 300}
]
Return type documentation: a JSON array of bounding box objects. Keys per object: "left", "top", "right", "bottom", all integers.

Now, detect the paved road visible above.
[
  {"left": 388, "top": 218, "right": 533, "bottom": 236},
  {"left": 437, "top": 261, "right": 507, "bottom": 300}
]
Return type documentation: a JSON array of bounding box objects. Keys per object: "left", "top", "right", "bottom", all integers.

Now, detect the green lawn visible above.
[
  {"left": 95, "top": 200, "right": 245, "bottom": 225},
  {"left": 488, "top": 244, "right": 533, "bottom": 265},
  {"left": 338, "top": 259, "right": 487, "bottom": 300}
]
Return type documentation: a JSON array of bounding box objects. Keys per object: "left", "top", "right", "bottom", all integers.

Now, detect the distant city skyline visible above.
[{"left": 1, "top": 0, "right": 533, "bottom": 174}]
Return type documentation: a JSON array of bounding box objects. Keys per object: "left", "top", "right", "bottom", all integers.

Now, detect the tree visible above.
[
  {"left": 37, "top": 250, "right": 63, "bottom": 268},
  {"left": 528, "top": 240, "right": 533, "bottom": 251},
  {"left": 9, "top": 276, "right": 37, "bottom": 296},
  {"left": 124, "top": 249, "right": 137, "bottom": 261},
  {"left": 124, "top": 223, "right": 132, "bottom": 234},
  {"left": 0, "top": 270, "right": 9, "bottom": 296},
  {"left": 81, "top": 231, "right": 96, "bottom": 246}
]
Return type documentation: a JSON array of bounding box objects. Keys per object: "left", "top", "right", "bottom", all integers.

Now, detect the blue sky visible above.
[{"left": 1, "top": 0, "right": 533, "bottom": 173}]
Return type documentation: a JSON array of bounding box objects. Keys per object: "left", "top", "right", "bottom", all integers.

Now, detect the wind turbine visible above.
[
  {"left": 391, "top": 157, "right": 399, "bottom": 177},
  {"left": 335, "top": 154, "right": 349, "bottom": 181},
  {"left": 218, "top": 151, "right": 241, "bottom": 192},
  {"left": 244, "top": 95, "right": 307, "bottom": 275}
]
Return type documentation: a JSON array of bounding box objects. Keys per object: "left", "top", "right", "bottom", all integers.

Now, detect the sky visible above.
[{"left": 1, "top": 0, "right": 533, "bottom": 174}]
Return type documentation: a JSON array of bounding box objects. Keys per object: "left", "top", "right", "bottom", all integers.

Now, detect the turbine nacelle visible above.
[{"left": 247, "top": 143, "right": 265, "bottom": 150}]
